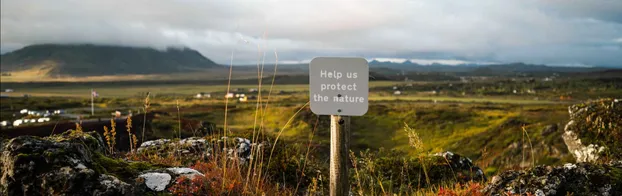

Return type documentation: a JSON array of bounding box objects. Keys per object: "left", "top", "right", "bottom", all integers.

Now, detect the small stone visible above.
[
  {"left": 138, "top": 172, "right": 171, "bottom": 192},
  {"left": 491, "top": 176, "right": 502, "bottom": 184}
]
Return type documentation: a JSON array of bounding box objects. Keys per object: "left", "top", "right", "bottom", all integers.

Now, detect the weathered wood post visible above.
[{"left": 330, "top": 115, "right": 350, "bottom": 196}]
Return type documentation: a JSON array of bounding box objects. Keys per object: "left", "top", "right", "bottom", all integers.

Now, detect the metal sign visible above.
[{"left": 309, "top": 57, "right": 368, "bottom": 116}]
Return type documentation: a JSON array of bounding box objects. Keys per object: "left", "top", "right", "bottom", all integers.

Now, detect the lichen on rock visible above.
[
  {"left": 484, "top": 161, "right": 622, "bottom": 195},
  {"left": 562, "top": 98, "right": 622, "bottom": 163},
  {"left": 136, "top": 137, "right": 211, "bottom": 160},
  {"left": 0, "top": 130, "right": 137, "bottom": 195},
  {"left": 138, "top": 172, "right": 171, "bottom": 191},
  {"left": 134, "top": 167, "right": 205, "bottom": 193}
]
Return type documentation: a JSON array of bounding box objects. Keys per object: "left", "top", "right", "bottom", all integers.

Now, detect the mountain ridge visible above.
[{"left": 0, "top": 44, "right": 220, "bottom": 77}]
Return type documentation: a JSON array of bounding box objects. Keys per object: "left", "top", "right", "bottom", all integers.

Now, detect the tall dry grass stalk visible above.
[
  {"left": 75, "top": 123, "right": 83, "bottom": 133},
  {"left": 221, "top": 42, "right": 236, "bottom": 190},
  {"left": 126, "top": 117, "right": 133, "bottom": 153},
  {"left": 142, "top": 92, "right": 151, "bottom": 143},
  {"left": 174, "top": 99, "right": 184, "bottom": 164},
  {"left": 243, "top": 40, "right": 267, "bottom": 193},
  {"left": 132, "top": 134, "right": 138, "bottom": 154},
  {"left": 350, "top": 151, "right": 364, "bottom": 196},
  {"left": 103, "top": 119, "right": 117, "bottom": 155},
  {"left": 252, "top": 50, "right": 279, "bottom": 193},
  {"left": 293, "top": 116, "right": 320, "bottom": 194},
  {"left": 403, "top": 122, "right": 432, "bottom": 189},
  {"left": 404, "top": 122, "right": 423, "bottom": 150},
  {"left": 521, "top": 126, "right": 535, "bottom": 168},
  {"left": 267, "top": 101, "right": 310, "bottom": 168}
]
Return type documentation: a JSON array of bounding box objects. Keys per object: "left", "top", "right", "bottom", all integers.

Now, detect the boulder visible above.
[
  {"left": 135, "top": 167, "right": 205, "bottom": 193},
  {"left": 0, "top": 129, "right": 209, "bottom": 195},
  {"left": 0, "top": 130, "right": 132, "bottom": 196},
  {"left": 136, "top": 136, "right": 267, "bottom": 164},
  {"left": 136, "top": 137, "right": 211, "bottom": 159},
  {"left": 562, "top": 99, "right": 621, "bottom": 163},
  {"left": 484, "top": 161, "right": 622, "bottom": 196},
  {"left": 434, "top": 151, "right": 486, "bottom": 182}
]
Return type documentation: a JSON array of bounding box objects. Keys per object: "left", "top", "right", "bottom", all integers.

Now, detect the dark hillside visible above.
[{"left": 0, "top": 44, "right": 220, "bottom": 76}]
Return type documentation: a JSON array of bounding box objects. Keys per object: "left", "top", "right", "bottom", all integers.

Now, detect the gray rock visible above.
[
  {"left": 0, "top": 131, "right": 132, "bottom": 196},
  {"left": 136, "top": 137, "right": 211, "bottom": 159},
  {"left": 562, "top": 99, "right": 621, "bottom": 163},
  {"left": 434, "top": 151, "right": 486, "bottom": 182},
  {"left": 484, "top": 161, "right": 622, "bottom": 196},
  {"left": 137, "top": 136, "right": 267, "bottom": 164},
  {"left": 562, "top": 123, "right": 605, "bottom": 163},
  {"left": 135, "top": 167, "right": 205, "bottom": 193}
]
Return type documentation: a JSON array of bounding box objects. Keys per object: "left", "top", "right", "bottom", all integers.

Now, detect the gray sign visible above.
[{"left": 309, "top": 57, "right": 368, "bottom": 116}]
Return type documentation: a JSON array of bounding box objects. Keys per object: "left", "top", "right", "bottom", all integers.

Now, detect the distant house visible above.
[
  {"left": 235, "top": 93, "right": 245, "bottom": 98},
  {"left": 249, "top": 88, "right": 258, "bottom": 93},
  {"left": 4, "top": 89, "right": 14, "bottom": 92},
  {"left": 225, "top": 93, "right": 235, "bottom": 99},
  {"left": 195, "top": 92, "right": 211, "bottom": 99},
  {"left": 13, "top": 119, "right": 23, "bottom": 127},
  {"left": 394, "top": 91, "right": 402, "bottom": 95}
]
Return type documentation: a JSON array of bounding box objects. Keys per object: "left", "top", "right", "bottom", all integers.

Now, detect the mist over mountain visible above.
[
  {"left": 0, "top": 44, "right": 220, "bottom": 77},
  {"left": 367, "top": 60, "right": 613, "bottom": 76}
]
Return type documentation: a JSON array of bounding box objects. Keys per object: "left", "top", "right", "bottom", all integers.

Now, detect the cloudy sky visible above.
[{"left": 1, "top": 0, "right": 621, "bottom": 67}]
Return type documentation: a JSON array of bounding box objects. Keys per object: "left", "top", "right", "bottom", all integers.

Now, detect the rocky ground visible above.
[
  {"left": 0, "top": 130, "right": 262, "bottom": 195},
  {"left": 485, "top": 98, "right": 622, "bottom": 195},
  {"left": 484, "top": 161, "right": 622, "bottom": 195}
]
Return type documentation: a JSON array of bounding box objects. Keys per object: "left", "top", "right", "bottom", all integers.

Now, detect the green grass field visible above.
[{"left": 1, "top": 78, "right": 615, "bottom": 178}]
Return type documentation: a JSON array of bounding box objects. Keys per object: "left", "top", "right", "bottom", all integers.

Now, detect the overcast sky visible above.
[{"left": 1, "top": 0, "right": 621, "bottom": 67}]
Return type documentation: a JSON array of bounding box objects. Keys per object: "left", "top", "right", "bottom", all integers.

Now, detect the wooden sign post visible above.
[
  {"left": 309, "top": 57, "right": 368, "bottom": 196},
  {"left": 330, "top": 115, "right": 350, "bottom": 196}
]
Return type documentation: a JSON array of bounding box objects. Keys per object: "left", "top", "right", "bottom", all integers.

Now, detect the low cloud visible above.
[{"left": 1, "top": 0, "right": 621, "bottom": 67}]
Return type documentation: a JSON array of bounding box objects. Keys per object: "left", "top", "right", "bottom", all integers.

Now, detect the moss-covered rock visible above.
[
  {"left": 484, "top": 161, "right": 622, "bottom": 195},
  {"left": 136, "top": 137, "right": 211, "bottom": 161},
  {"left": 563, "top": 98, "right": 622, "bottom": 163},
  {"left": 0, "top": 130, "right": 153, "bottom": 195},
  {"left": 136, "top": 136, "right": 266, "bottom": 165}
]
